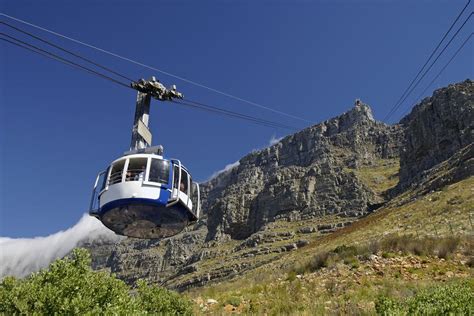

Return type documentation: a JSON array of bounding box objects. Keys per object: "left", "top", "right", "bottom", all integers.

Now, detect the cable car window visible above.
[
  {"left": 109, "top": 160, "right": 125, "bottom": 185},
  {"left": 173, "top": 165, "right": 180, "bottom": 191},
  {"left": 180, "top": 170, "right": 189, "bottom": 194},
  {"left": 189, "top": 177, "right": 193, "bottom": 200},
  {"left": 149, "top": 159, "right": 170, "bottom": 184},
  {"left": 126, "top": 158, "right": 147, "bottom": 181},
  {"left": 100, "top": 167, "right": 109, "bottom": 191}
]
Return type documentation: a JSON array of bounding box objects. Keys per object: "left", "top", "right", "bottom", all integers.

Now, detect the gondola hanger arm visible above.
[{"left": 131, "top": 76, "right": 184, "bottom": 101}]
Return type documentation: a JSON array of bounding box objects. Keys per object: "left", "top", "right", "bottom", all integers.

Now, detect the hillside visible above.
[
  {"left": 85, "top": 101, "right": 403, "bottom": 287},
  {"left": 82, "top": 80, "right": 473, "bottom": 313},
  {"left": 188, "top": 172, "right": 473, "bottom": 314}
]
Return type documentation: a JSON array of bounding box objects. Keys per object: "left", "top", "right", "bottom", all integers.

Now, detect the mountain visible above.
[
  {"left": 83, "top": 79, "right": 473, "bottom": 295},
  {"left": 202, "top": 101, "right": 402, "bottom": 241},
  {"left": 397, "top": 79, "right": 473, "bottom": 191}
]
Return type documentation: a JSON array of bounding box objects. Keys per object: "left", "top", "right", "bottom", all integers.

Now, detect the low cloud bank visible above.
[
  {"left": 205, "top": 135, "right": 284, "bottom": 182},
  {"left": 0, "top": 214, "right": 122, "bottom": 279},
  {"left": 268, "top": 135, "right": 283, "bottom": 146},
  {"left": 207, "top": 160, "right": 240, "bottom": 181}
]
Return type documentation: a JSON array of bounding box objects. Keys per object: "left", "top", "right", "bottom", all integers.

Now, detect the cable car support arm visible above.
[{"left": 129, "top": 77, "right": 183, "bottom": 151}]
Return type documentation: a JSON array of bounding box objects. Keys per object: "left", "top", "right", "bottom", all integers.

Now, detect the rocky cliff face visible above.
[
  {"left": 84, "top": 80, "right": 472, "bottom": 290},
  {"left": 397, "top": 79, "right": 473, "bottom": 190},
  {"left": 84, "top": 101, "right": 402, "bottom": 287},
  {"left": 202, "top": 103, "right": 402, "bottom": 241},
  {"left": 83, "top": 225, "right": 208, "bottom": 285}
]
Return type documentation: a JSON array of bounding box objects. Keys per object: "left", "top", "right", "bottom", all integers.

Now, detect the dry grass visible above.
[
  {"left": 292, "top": 235, "right": 462, "bottom": 276},
  {"left": 186, "top": 176, "right": 474, "bottom": 315},
  {"left": 353, "top": 158, "right": 400, "bottom": 196}
]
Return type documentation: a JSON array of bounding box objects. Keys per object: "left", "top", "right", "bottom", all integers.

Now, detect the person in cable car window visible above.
[
  {"left": 180, "top": 181, "right": 185, "bottom": 192},
  {"left": 135, "top": 164, "right": 146, "bottom": 181}
]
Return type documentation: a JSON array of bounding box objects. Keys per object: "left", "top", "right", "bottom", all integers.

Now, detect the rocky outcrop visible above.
[
  {"left": 84, "top": 101, "right": 402, "bottom": 287},
  {"left": 202, "top": 102, "right": 402, "bottom": 240},
  {"left": 83, "top": 225, "right": 208, "bottom": 285},
  {"left": 397, "top": 79, "right": 473, "bottom": 189},
  {"left": 83, "top": 80, "right": 472, "bottom": 291},
  {"left": 392, "top": 143, "right": 474, "bottom": 205}
]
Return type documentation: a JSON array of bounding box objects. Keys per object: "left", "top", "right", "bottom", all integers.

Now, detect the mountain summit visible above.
[
  {"left": 79, "top": 80, "right": 472, "bottom": 292},
  {"left": 202, "top": 99, "right": 401, "bottom": 241}
]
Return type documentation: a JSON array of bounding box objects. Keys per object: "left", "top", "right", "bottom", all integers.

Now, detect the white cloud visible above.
[
  {"left": 0, "top": 214, "right": 122, "bottom": 279},
  {"left": 205, "top": 135, "right": 284, "bottom": 182},
  {"left": 207, "top": 160, "right": 240, "bottom": 181},
  {"left": 268, "top": 135, "right": 283, "bottom": 146}
]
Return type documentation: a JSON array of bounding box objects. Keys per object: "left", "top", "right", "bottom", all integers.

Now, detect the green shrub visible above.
[
  {"left": 225, "top": 296, "right": 242, "bottom": 307},
  {"left": 286, "top": 271, "right": 297, "bottom": 282},
  {"left": 292, "top": 261, "right": 306, "bottom": 275},
  {"left": 136, "top": 279, "right": 192, "bottom": 315},
  {"left": 333, "top": 245, "right": 358, "bottom": 257},
  {"left": 308, "top": 252, "right": 330, "bottom": 272},
  {"left": 378, "top": 234, "right": 460, "bottom": 258},
  {"left": 343, "top": 256, "right": 360, "bottom": 269},
  {"left": 382, "top": 252, "right": 396, "bottom": 259},
  {"left": 437, "top": 236, "right": 460, "bottom": 259},
  {"left": 375, "top": 295, "right": 404, "bottom": 315},
  {"left": 367, "top": 240, "right": 381, "bottom": 255},
  {"left": 446, "top": 195, "right": 464, "bottom": 205},
  {"left": 294, "top": 244, "right": 363, "bottom": 274},
  {"left": 0, "top": 248, "right": 192, "bottom": 315},
  {"left": 375, "top": 281, "right": 474, "bottom": 315}
]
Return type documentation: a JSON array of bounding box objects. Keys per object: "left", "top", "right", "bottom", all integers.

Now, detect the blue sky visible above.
[{"left": 1, "top": 0, "right": 472, "bottom": 237}]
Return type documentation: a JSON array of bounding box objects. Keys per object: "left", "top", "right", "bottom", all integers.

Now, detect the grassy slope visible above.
[
  {"left": 351, "top": 158, "right": 399, "bottom": 198},
  {"left": 186, "top": 160, "right": 473, "bottom": 315},
  {"left": 169, "top": 159, "right": 401, "bottom": 290}
]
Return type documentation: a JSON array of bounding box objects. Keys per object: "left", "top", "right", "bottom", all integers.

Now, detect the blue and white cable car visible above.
[{"left": 88, "top": 78, "right": 200, "bottom": 239}]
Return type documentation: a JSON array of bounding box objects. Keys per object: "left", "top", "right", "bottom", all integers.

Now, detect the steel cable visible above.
[
  {"left": 383, "top": 1, "right": 472, "bottom": 122},
  {"left": 1, "top": 33, "right": 299, "bottom": 131},
  {"left": 400, "top": 32, "right": 473, "bottom": 118},
  {"left": 1, "top": 21, "right": 136, "bottom": 83},
  {"left": 0, "top": 34, "right": 132, "bottom": 89},
  {"left": 1, "top": 13, "right": 313, "bottom": 124}
]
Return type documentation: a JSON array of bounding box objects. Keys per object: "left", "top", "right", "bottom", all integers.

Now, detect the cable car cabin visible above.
[{"left": 89, "top": 152, "right": 200, "bottom": 239}]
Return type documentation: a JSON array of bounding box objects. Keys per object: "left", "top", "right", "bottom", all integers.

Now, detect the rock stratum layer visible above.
[
  {"left": 202, "top": 102, "right": 402, "bottom": 241},
  {"left": 398, "top": 79, "right": 473, "bottom": 189},
  {"left": 83, "top": 80, "right": 473, "bottom": 290}
]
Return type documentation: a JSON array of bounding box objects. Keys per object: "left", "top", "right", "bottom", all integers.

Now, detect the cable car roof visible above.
[{"left": 109, "top": 153, "right": 191, "bottom": 173}]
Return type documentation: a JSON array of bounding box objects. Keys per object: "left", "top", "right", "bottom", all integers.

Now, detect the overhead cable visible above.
[
  {"left": 385, "top": 12, "right": 473, "bottom": 121},
  {"left": 0, "top": 21, "right": 136, "bottom": 83},
  {"left": 1, "top": 33, "right": 297, "bottom": 131},
  {"left": 184, "top": 98, "right": 299, "bottom": 130},
  {"left": 172, "top": 99, "right": 298, "bottom": 131},
  {"left": 1, "top": 13, "right": 313, "bottom": 124},
  {"left": 383, "top": 1, "right": 472, "bottom": 122},
  {"left": 0, "top": 34, "right": 133, "bottom": 89},
  {"left": 400, "top": 32, "right": 473, "bottom": 118},
  {"left": 383, "top": 0, "right": 471, "bottom": 121}
]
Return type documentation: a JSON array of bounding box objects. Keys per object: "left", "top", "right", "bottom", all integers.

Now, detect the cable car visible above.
[
  {"left": 88, "top": 78, "right": 200, "bottom": 239},
  {"left": 89, "top": 146, "right": 200, "bottom": 239}
]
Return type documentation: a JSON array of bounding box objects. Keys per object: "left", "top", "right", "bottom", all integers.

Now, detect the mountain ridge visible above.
[{"left": 82, "top": 79, "right": 473, "bottom": 292}]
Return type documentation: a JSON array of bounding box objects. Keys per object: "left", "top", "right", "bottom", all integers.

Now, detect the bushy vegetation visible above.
[
  {"left": 224, "top": 296, "right": 242, "bottom": 307},
  {"left": 377, "top": 234, "right": 460, "bottom": 258},
  {"left": 189, "top": 177, "right": 473, "bottom": 315},
  {"left": 294, "top": 244, "right": 361, "bottom": 273},
  {"left": 0, "top": 248, "right": 192, "bottom": 315},
  {"left": 375, "top": 280, "right": 474, "bottom": 315},
  {"left": 293, "top": 234, "right": 462, "bottom": 275}
]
